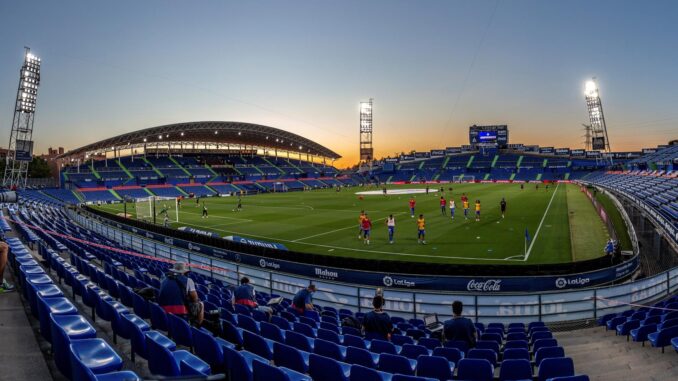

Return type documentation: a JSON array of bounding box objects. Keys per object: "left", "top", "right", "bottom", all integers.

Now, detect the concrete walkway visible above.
[
  {"left": 556, "top": 326, "right": 678, "bottom": 381},
  {"left": 0, "top": 266, "right": 52, "bottom": 381}
]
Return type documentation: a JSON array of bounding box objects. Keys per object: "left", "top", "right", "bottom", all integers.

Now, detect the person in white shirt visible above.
[
  {"left": 386, "top": 214, "right": 396, "bottom": 244},
  {"left": 449, "top": 199, "right": 456, "bottom": 220}
]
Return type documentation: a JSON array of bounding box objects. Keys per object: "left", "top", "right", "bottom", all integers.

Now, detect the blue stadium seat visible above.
[
  {"left": 532, "top": 338, "right": 558, "bottom": 354},
  {"left": 400, "top": 343, "right": 429, "bottom": 360},
  {"left": 243, "top": 329, "right": 274, "bottom": 360},
  {"left": 146, "top": 333, "right": 211, "bottom": 376},
  {"left": 261, "top": 321, "right": 286, "bottom": 343},
  {"left": 546, "top": 376, "right": 590, "bottom": 381},
  {"left": 274, "top": 342, "right": 310, "bottom": 374},
  {"left": 475, "top": 340, "right": 500, "bottom": 355},
  {"left": 348, "top": 364, "right": 390, "bottom": 381},
  {"left": 443, "top": 340, "right": 469, "bottom": 354},
  {"left": 69, "top": 338, "right": 124, "bottom": 381},
  {"left": 308, "top": 354, "right": 350, "bottom": 381},
  {"left": 285, "top": 330, "right": 314, "bottom": 352},
  {"left": 456, "top": 358, "right": 494, "bottom": 381},
  {"left": 149, "top": 302, "right": 169, "bottom": 331},
  {"left": 416, "top": 355, "right": 454, "bottom": 381},
  {"left": 343, "top": 334, "right": 369, "bottom": 350},
  {"left": 314, "top": 338, "right": 346, "bottom": 361},
  {"left": 499, "top": 359, "right": 533, "bottom": 381},
  {"left": 535, "top": 346, "right": 565, "bottom": 367},
  {"left": 318, "top": 327, "right": 342, "bottom": 345},
  {"left": 221, "top": 319, "right": 244, "bottom": 347},
  {"left": 504, "top": 340, "right": 529, "bottom": 350},
  {"left": 467, "top": 348, "right": 497, "bottom": 367},
  {"left": 616, "top": 319, "right": 641, "bottom": 338},
  {"left": 167, "top": 313, "right": 193, "bottom": 348},
  {"left": 192, "top": 326, "right": 235, "bottom": 372},
  {"left": 502, "top": 348, "right": 530, "bottom": 361},
  {"left": 240, "top": 314, "right": 262, "bottom": 334},
  {"left": 50, "top": 314, "right": 97, "bottom": 379},
  {"left": 392, "top": 334, "right": 415, "bottom": 346},
  {"left": 537, "top": 357, "right": 575, "bottom": 381},
  {"left": 370, "top": 339, "right": 398, "bottom": 355},
  {"left": 648, "top": 325, "right": 678, "bottom": 352},
  {"left": 391, "top": 375, "right": 437, "bottom": 381},
  {"left": 432, "top": 347, "right": 463, "bottom": 364},
  {"left": 37, "top": 295, "right": 79, "bottom": 342},
  {"left": 417, "top": 337, "right": 441, "bottom": 350},
  {"left": 630, "top": 324, "right": 658, "bottom": 345},
  {"left": 345, "top": 346, "right": 378, "bottom": 369},
  {"left": 252, "top": 358, "right": 311, "bottom": 381},
  {"left": 378, "top": 353, "right": 415, "bottom": 375}
]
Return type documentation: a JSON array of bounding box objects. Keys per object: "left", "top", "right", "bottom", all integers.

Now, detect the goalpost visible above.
[
  {"left": 452, "top": 175, "right": 475, "bottom": 183},
  {"left": 135, "top": 196, "right": 179, "bottom": 224}
]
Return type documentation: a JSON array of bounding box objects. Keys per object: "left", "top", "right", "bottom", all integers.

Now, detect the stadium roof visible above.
[{"left": 58, "top": 121, "right": 341, "bottom": 160}]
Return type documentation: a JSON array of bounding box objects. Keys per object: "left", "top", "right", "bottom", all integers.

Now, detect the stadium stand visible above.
[{"left": 0, "top": 195, "right": 613, "bottom": 380}]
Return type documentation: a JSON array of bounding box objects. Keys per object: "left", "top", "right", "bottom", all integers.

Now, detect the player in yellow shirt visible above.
[
  {"left": 358, "top": 210, "right": 366, "bottom": 239},
  {"left": 463, "top": 199, "right": 470, "bottom": 220},
  {"left": 417, "top": 214, "right": 426, "bottom": 244},
  {"left": 475, "top": 200, "right": 481, "bottom": 222}
]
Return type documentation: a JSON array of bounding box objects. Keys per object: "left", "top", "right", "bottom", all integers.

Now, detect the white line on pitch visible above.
[
  {"left": 291, "top": 212, "right": 407, "bottom": 242},
  {"left": 523, "top": 182, "right": 560, "bottom": 261}
]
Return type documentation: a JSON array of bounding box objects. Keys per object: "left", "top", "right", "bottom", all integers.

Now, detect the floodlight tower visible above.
[
  {"left": 3, "top": 47, "right": 41, "bottom": 189},
  {"left": 359, "top": 99, "right": 374, "bottom": 171},
  {"left": 584, "top": 79, "right": 611, "bottom": 154}
]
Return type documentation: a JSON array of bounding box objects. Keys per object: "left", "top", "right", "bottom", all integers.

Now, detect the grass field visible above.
[{"left": 96, "top": 183, "right": 612, "bottom": 265}]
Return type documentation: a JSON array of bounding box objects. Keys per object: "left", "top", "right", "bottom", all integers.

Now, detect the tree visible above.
[{"left": 28, "top": 157, "right": 52, "bottom": 178}]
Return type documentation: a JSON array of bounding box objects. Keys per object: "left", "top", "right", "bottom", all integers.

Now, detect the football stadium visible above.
[{"left": 1, "top": 2, "right": 678, "bottom": 381}]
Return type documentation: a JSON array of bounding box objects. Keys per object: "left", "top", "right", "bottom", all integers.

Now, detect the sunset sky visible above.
[{"left": 1, "top": 0, "right": 676, "bottom": 167}]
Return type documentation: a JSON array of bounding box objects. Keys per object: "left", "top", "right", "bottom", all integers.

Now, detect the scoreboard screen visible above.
[
  {"left": 469, "top": 125, "right": 508, "bottom": 148},
  {"left": 478, "top": 131, "right": 498, "bottom": 142}
]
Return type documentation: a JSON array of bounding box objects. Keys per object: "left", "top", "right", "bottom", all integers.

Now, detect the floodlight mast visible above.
[
  {"left": 584, "top": 78, "right": 612, "bottom": 163},
  {"left": 3, "top": 47, "right": 41, "bottom": 189},
  {"left": 359, "top": 99, "right": 374, "bottom": 172}
]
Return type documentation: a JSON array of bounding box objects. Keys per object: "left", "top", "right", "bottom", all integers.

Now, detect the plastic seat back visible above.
[
  {"left": 416, "top": 355, "right": 453, "bottom": 381},
  {"left": 309, "top": 353, "right": 348, "bottom": 381},
  {"left": 456, "top": 358, "right": 493, "bottom": 381},
  {"left": 243, "top": 329, "right": 273, "bottom": 360},
  {"left": 273, "top": 341, "right": 308, "bottom": 374},
  {"left": 379, "top": 353, "right": 414, "bottom": 376},
  {"left": 400, "top": 343, "right": 428, "bottom": 360},
  {"left": 538, "top": 357, "right": 575, "bottom": 381},
  {"left": 167, "top": 313, "right": 193, "bottom": 348},
  {"left": 535, "top": 346, "right": 565, "bottom": 367},
  {"left": 432, "top": 347, "right": 463, "bottom": 364},
  {"left": 499, "top": 359, "right": 533, "bottom": 381}
]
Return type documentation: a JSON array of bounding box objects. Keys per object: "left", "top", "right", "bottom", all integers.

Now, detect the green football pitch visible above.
[{"left": 96, "top": 183, "right": 612, "bottom": 265}]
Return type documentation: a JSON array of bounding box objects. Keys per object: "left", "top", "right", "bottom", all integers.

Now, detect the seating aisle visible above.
[
  {"left": 556, "top": 326, "right": 678, "bottom": 381},
  {"left": 0, "top": 256, "right": 52, "bottom": 381}
]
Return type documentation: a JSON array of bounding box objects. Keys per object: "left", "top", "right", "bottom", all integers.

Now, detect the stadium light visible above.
[{"left": 584, "top": 80, "right": 598, "bottom": 97}]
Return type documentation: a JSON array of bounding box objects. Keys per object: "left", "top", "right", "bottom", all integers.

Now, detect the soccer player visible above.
[
  {"left": 236, "top": 197, "right": 242, "bottom": 212},
  {"left": 383, "top": 187, "right": 387, "bottom": 196},
  {"left": 201, "top": 203, "right": 208, "bottom": 219},
  {"left": 449, "top": 198, "right": 456, "bottom": 219},
  {"left": 408, "top": 198, "right": 416, "bottom": 218},
  {"left": 196, "top": 196, "right": 200, "bottom": 207},
  {"left": 386, "top": 214, "right": 396, "bottom": 244},
  {"left": 361, "top": 213, "right": 372, "bottom": 245},
  {"left": 417, "top": 214, "right": 426, "bottom": 244},
  {"left": 500, "top": 197, "right": 507, "bottom": 219},
  {"left": 463, "top": 198, "right": 470, "bottom": 220},
  {"left": 163, "top": 215, "right": 170, "bottom": 228},
  {"left": 358, "top": 210, "right": 366, "bottom": 239},
  {"left": 440, "top": 196, "right": 446, "bottom": 216},
  {"left": 475, "top": 199, "right": 481, "bottom": 222},
  {"left": 158, "top": 204, "right": 169, "bottom": 218}
]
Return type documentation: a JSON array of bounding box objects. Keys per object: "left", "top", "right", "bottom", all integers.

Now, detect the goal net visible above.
[
  {"left": 452, "top": 175, "right": 475, "bottom": 183},
  {"left": 135, "top": 196, "right": 179, "bottom": 224}
]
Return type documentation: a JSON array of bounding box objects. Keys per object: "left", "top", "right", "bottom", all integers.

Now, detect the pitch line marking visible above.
[
  {"left": 291, "top": 212, "right": 406, "bottom": 242},
  {"left": 523, "top": 182, "right": 560, "bottom": 261}
]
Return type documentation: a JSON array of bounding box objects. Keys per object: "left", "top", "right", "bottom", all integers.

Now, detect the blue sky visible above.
[{"left": 0, "top": 0, "right": 676, "bottom": 165}]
